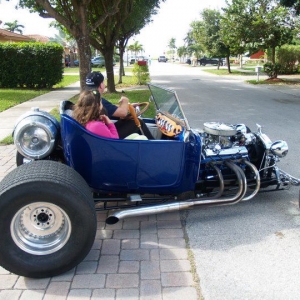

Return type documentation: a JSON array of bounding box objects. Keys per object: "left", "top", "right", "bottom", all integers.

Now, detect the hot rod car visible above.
[{"left": 0, "top": 84, "right": 299, "bottom": 278}]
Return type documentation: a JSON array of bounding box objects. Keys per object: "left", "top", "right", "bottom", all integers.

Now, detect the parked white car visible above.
[{"left": 158, "top": 55, "right": 168, "bottom": 62}]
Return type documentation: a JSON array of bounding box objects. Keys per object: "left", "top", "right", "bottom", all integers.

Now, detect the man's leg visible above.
[{"left": 115, "top": 119, "right": 154, "bottom": 139}]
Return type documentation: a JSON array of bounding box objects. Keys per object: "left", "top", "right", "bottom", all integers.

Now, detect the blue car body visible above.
[{"left": 60, "top": 115, "right": 201, "bottom": 194}]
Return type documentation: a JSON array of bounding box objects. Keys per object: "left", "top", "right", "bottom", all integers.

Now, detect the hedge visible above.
[
  {"left": 276, "top": 45, "right": 300, "bottom": 74},
  {"left": 0, "top": 42, "right": 64, "bottom": 89}
]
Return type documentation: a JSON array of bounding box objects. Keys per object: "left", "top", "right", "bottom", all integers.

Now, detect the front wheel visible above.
[
  {"left": 16, "top": 150, "right": 65, "bottom": 166},
  {"left": 0, "top": 160, "right": 97, "bottom": 278}
]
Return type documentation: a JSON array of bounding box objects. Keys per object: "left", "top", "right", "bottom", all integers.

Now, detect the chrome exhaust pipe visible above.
[
  {"left": 242, "top": 160, "right": 261, "bottom": 201},
  {"left": 106, "top": 160, "right": 247, "bottom": 225},
  {"left": 204, "top": 160, "right": 247, "bottom": 207},
  {"left": 106, "top": 201, "right": 195, "bottom": 225},
  {"left": 206, "top": 162, "right": 224, "bottom": 198}
]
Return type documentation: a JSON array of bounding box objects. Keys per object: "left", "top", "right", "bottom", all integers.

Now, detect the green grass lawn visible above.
[
  {"left": 247, "top": 78, "right": 300, "bottom": 85},
  {"left": 242, "top": 67, "right": 256, "bottom": 71},
  {"left": 204, "top": 68, "right": 300, "bottom": 85},
  {"left": 0, "top": 135, "right": 13, "bottom": 145},
  {"left": 0, "top": 89, "right": 50, "bottom": 112},
  {"left": 53, "top": 75, "right": 80, "bottom": 88},
  {"left": 63, "top": 67, "right": 80, "bottom": 73},
  {"left": 63, "top": 65, "right": 133, "bottom": 74},
  {"left": 0, "top": 75, "right": 80, "bottom": 112},
  {"left": 203, "top": 68, "right": 258, "bottom": 76}
]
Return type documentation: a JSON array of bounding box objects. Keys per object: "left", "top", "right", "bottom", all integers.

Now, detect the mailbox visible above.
[
  {"left": 138, "top": 60, "right": 147, "bottom": 66},
  {"left": 255, "top": 66, "right": 262, "bottom": 73}
]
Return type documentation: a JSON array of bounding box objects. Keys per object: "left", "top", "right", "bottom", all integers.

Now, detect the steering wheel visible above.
[
  {"left": 128, "top": 104, "right": 142, "bottom": 132},
  {"left": 126, "top": 102, "right": 150, "bottom": 119}
]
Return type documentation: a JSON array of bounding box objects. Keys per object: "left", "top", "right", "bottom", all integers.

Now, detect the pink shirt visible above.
[{"left": 86, "top": 120, "right": 119, "bottom": 139}]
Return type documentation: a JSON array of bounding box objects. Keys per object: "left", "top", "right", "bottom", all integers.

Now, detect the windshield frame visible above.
[{"left": 148, "top": 83, "right": 190, "bottom": 131}]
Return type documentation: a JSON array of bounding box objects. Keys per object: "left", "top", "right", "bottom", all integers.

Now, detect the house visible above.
[
  {"left": 0, "top": 30, "right": 51, "bottom": 44},
  {"left": 26, "top": 34, "right": 50, "bottom": 43},
  {"left": 250, "top": 50, "right": 265, "bottom": 59},
  {"left": 0, "top": 28, "right": 32, "bottom": 42}
]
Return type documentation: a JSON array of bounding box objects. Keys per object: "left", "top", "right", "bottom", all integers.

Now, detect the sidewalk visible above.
[{"left": 0, "top": 81, "right": 199, "bottom": 299}]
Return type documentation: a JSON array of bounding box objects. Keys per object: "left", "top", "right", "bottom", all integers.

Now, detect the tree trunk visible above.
[
  {"left": 104, "top": 48, "right": 117, "bottom": 93},
  {"left": 271, "top": 47, "right": 276, "bottom": 64},
  {"left": 118, "top": 57, "right": 124, "bottom": 84},
  {"left": 76, "top": 36, "right": 91, "bottom": 91},
  {"left": 226, "top": 56, "right": 231, "bottom": 73},
  {"left": 118, "top": 45, "right": 126, "bottom": 84},
  {"left": 73, "top": 6, "right": 91, "bottom": 91}
]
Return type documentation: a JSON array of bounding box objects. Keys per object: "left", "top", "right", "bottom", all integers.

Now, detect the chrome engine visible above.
[{"left": 201, "top": 122, "right": 256, "bottom": 157}]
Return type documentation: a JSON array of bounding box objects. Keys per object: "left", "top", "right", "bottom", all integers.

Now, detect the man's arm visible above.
[{"left": 112, "top": 96, "right": 129, "bottom": 118}]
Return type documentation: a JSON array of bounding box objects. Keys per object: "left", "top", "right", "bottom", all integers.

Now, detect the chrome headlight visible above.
[
  {"left": 13, "top": 108, "right": 60, "bottom": 159},
  {"left": 270, "top": 140, "right": 288, "bottom": 158}
]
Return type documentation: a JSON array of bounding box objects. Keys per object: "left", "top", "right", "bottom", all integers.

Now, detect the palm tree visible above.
[
  {"left": 168, "top": 38, "right": 176, "bottom": 59},
  {"left": 127, "top": 41, "right": 144, "bottom": 57},
  {"left": 4, "top": 20, "right": 25, "bottom": 34}
]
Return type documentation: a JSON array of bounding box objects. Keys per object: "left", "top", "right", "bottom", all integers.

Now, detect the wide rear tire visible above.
[{"left": 0, "top": 161, "right": 96, "bottom": 278}]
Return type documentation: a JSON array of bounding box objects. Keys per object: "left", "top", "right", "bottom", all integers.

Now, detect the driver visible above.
[{"left": 86, "top": 71, "right": 154, "bottom": 139}]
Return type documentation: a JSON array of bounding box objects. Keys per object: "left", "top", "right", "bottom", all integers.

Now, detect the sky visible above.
[
  {"left": 0, "top": 0, "right": 58, "bottom": 36},
  {"left": 0, "top": 0, "right": 227, "bottom": 56},
  {"left": 136, "top": 0, "right": 227, "bottom": 56}
]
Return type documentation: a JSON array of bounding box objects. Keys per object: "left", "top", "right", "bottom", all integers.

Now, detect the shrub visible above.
[
  {"left": 132, "top": 62, "right": 150, "bottom": 85},
  {"left": 263, "top": 62, "right": 281, "bottom": 79},
  {"left": 0, "top": 42, "right": 64, "bottom": 89}
]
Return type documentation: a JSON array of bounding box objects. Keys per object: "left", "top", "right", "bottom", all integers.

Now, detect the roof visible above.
[
  {"left": 26, "top": 34, "right": 50, "bottom": 43},
  {"left": 0, "top": 28, "right": 32, "bottom": 42}
]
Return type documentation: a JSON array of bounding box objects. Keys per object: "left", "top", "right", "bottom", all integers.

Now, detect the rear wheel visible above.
[{"left": 0, "top": 160, "right": 96, "bottom": 278}]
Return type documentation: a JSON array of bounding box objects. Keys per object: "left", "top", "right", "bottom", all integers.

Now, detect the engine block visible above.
[{"left": 200, "top": 122, "right": 256, "bottom": 159}]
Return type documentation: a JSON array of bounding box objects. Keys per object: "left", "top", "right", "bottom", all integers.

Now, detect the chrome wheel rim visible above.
[{"left": 11, "top": 202, "right": 71, "bottom": 255}]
